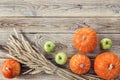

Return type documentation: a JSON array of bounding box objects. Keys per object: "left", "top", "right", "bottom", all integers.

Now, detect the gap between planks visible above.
[{"left": 1, "top": 16, "right": 120, "bottom": 18}]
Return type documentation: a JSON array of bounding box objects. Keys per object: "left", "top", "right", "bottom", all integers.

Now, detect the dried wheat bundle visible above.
[{"left": 4, "top": 30, "right": 101, "bottom": 80}]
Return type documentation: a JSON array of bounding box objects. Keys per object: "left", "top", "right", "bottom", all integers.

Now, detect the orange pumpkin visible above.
[
  {"left": 94, "top": 52, "right": 120, "bottom": 80},
  {"left": 69, "top": 53, "right": 91, "bottom": 74},
  {"left": 73, "top": 27, "right": 98, "bottom": 53},
  {"left": 1, "top": 59, "right": 21, "bottom": 78}
]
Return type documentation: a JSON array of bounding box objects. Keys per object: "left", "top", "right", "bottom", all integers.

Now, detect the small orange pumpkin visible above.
[
  {"left": 1, "top": 59, "right": 21, "bottom": 78},
  {"left": 73, "top": 27, "right": 98, "bottom": 53},
  {"left": 69, "top": 53, "right": 91, "bottom": 74},
  {"left": 94, "top": 52, "right": 120, "bottom": 80}
]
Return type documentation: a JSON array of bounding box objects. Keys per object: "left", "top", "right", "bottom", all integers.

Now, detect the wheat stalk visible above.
[{"left": 4, "top": 29, "right": 101, "bottom": 80}]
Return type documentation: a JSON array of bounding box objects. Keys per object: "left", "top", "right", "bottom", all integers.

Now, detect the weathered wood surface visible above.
[
  {"left": 0, "top": 0, "right": 120, "bottom": 17},
  {"left": 0, "top": 18, "right": 120, "bottom": 33},
  {"left": 0, "top": 33, "right": 120, "bottom": 57},
  {"left": 0, "top": 0, "right": 120, "bottom": 80}
]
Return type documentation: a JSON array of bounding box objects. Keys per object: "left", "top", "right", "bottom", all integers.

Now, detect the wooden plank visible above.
[
  {"left": 0, "top": 0, "right": 120, "bottom": 17},
  {"left": 0, "top": 18, "right": 120, "bottom": 33},
  {"left": 0, "top": 69, "right": 62, "bottom": 80},
  {"left": 0, "top": 33, "right": 120, "bottom": 58}
]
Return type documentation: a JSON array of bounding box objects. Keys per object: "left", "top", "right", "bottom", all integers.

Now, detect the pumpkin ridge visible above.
[
  {"left": 94, "top": 52, "right": 120, "bottom": 80},
  {"left": 73, "top": 28, "right": 98, "bottom": 52},
  {"left": 1, "top": 59, "right": 21, "bottom": 78},
  {"left": 69, "top": 53, "right": 91, "bottom": 74}
]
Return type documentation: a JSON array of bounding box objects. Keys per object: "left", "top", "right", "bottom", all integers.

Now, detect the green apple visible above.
[
  {"left": 101, "top": 38, "right": 112, "bottom": 50},
  {"left": 44, "top": 41, "right": 55, "bottom": 53},
  {"left": 55, "top": 52, "right": 67, "bottom": 65}
]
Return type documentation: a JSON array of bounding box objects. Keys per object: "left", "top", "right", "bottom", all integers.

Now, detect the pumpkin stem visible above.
[
  {"left": 5, "top": 67, "right": 10, "bottom": 71},
  {"left": 80, "top": 64, "right": 84, "bottom": 68},
  {"left": 82, "top": 36, "right": 87, "bottom": 40},
  {"left": 108, "top": 64, "right": 114, "bottom": 70}
]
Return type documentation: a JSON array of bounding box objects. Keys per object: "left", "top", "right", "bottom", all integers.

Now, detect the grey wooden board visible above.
[
  {"left": 0, "top": 18, "right": 120, "bottom": 33},
  {"left": 0, "top": 33, "right": 119, "bottom": 58},
  {"left": 0, "top": 0, "right": 120, "bottom": 17},
  {"left": 0, "top": 72, "right": 62, "bottom": 80}
]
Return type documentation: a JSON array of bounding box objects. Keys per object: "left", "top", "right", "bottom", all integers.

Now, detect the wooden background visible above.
[{"left": 0, "top": 0, "right": 120, "bottom": 80}]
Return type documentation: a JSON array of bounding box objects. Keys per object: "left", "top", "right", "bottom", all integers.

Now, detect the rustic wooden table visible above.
[{"left": 0, "top": 0, "right": 120, "bottom": 80}]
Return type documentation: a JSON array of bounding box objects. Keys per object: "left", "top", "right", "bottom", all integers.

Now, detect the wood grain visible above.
[
  {"left": 0, "top": 33, "right": 119, "bottom": 58},
  {"left": 0, "top": 18, "right": 120, "bottom": 33},
  {"left": 0, "top": 0, "right": 120, "bottom": 17}
]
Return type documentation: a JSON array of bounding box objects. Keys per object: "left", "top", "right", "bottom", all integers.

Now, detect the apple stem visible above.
[
  {"left": 59, "top": 56, "right": 62, "bottom": 60},
  {"left": 106, "top": 41, "right": 108, "bottom": 44},
  {"left": 80, "top": 64, "right": 84, "bottom": 68},
  {"left": 82, "top": 36, "right": 86, "bottom": 40},
  {"left": 108, "top": 64, "right": 114, "bottom": 70},
  {"left": 48, "top": 45, "right": 51, "bottom": 47}
]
